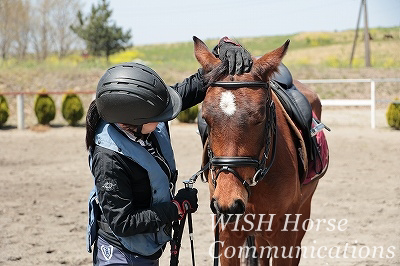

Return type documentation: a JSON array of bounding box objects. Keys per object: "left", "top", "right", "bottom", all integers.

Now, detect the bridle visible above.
[{"left": 194, "top": 81, "right": 277, "bottom": 197}]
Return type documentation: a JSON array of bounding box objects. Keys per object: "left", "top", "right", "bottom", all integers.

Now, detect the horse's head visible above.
[{"left": 193, "top": 36, "right": 289, "bottom": 219}]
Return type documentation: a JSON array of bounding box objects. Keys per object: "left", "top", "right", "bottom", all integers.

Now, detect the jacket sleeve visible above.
[
  {"left": 92, "top": 148, "right": 179, "bottom": 237},
  {"left": 170, "top": 68, "right": 207, "bottom": 111}
]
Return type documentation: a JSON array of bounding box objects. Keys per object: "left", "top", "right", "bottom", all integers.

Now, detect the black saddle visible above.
[
  {"left": 271, "top": 63, "right": 294, "bottom": 90},
  {"left": 270, "top": 63, "right": 314, "bottom": 161}
]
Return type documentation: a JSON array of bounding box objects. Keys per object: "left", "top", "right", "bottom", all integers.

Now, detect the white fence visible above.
[
  {"left": 298, "top": 78, "right": 400, "bottom": 129},
  {"left": 2, "top": 91, "right": 95, "bottom": 130},
  {"left": 3, "top": 78, "right": 400, "bottom": 129}
]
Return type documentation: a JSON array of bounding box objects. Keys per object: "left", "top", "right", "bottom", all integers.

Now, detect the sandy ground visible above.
[{"left": 0, "top": 108, "right": 399, "bottom": 266}]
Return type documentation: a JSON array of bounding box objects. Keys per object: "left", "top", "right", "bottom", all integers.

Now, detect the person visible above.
[{"left": 85, "top": 37, "right": 252, "bottom": 266}]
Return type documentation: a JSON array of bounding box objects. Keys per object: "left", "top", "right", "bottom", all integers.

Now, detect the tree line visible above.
[{"left": 0, "top": 0, "right": 131, "bottom": 62}]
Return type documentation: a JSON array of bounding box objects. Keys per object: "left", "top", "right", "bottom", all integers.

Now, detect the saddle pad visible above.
[
  {"left": 303, "top": 113, "right": 329, "bottom": 185},
  {"left": 272, "top": 91, "right": 308, "bottom": 183},
  {"left": 273, "top": 91, "right": 329, "bottom": 185}
]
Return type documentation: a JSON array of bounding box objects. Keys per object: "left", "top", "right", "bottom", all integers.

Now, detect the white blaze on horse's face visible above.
[{"left": 219, "top": 91, "right": 236, "bottom": 116}]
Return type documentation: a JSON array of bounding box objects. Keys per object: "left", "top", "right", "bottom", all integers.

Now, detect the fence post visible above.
[
  {"left": 17, "top": 94, "right": 25, "bottom": 130},
  {"left": 370, "top": 80, "right": 376, "bottom": 129}
]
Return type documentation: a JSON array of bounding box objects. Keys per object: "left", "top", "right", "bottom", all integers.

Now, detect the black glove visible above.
[
  {"left": 172, "top": 188, "right": 198, "bottom": 219},
  {"left": 212, "top": 36, "right": 253, "bottom": 75}
]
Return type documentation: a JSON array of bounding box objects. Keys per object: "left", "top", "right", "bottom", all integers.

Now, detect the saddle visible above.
[
  {"left": 270, "top": 64, "right": 313, "bottom": 160},
  {"left": 270, "top": 64, "right": 329, "bottom": 184}
]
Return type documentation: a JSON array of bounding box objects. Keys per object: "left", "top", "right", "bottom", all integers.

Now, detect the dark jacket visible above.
[{"left": 91, "top": 69, "right": 206, "bottom": 259}]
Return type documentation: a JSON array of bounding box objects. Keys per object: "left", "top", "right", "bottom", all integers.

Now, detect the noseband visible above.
[{"left": 205, "top": 81, "right": 277, "bottom": 196}]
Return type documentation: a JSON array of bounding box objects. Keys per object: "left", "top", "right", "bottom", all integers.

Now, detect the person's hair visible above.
[
  {"left": 85, "top": 100, "right": 101, "bottom": 150},
  {"left": 118, "top": 124, "right": 143, "bottom": 138}
]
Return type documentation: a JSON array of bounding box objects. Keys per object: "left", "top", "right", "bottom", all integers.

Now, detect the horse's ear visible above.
[
  {"left": 193, "top": 36, "right": 220, "bottom": 73},
  {"left": 252, "top": 40, "right": 290, "bottom": 81}
]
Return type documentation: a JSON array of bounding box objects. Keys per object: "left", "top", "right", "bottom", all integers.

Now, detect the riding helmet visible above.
[{"left": 96, "top": 62, "right": 182, "bottom": 125}]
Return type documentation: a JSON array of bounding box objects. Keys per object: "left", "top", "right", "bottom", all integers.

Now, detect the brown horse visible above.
[{"left": 193, "top": 36, "right": 326, "bottom": 265}]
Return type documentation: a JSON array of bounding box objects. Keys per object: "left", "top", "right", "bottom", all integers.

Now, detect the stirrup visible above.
[{"left": 310, "top": 118, "right": 331, "bottom": 137}]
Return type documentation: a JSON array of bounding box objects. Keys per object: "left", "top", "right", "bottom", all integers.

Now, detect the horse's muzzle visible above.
[{"left": 210, "top": 198, "right": 245, "bottom": 218}]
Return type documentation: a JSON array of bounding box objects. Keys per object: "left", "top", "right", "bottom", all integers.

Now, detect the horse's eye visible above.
[{"left": 253, "top": 113, "right": 266, "bottom": 125}]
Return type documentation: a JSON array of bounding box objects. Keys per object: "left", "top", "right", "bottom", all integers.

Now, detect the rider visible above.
[{"left": 85, "top": 37, "right": 252, "bottom": 266}]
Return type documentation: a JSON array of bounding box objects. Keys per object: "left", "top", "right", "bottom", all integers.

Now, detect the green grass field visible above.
[
  {"left": 0, "top": 27, "right": 399, "bottom": 102},
  {"left": 123, "top": 27, "right": 400, "bottom": 79}
]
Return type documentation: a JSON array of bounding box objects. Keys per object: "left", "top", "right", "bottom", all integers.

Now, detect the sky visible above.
[{"left": 83, "top": 0, "right": 400, "bottom": 45}]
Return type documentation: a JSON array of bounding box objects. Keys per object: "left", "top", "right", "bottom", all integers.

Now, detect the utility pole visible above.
[
  {"left": 363, "top": 0, "right": 371, "bottom": 67},
  {"left": 349, "top": 0, "right": 363, "bottom": 66},
  {"left": 350, "top": 0, "right": 371, "bottom": 67}
]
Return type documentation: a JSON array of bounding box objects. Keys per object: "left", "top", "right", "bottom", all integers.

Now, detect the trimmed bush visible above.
[
  {"left": 34, "top": 90, "right": 56, "bottom": 125},
  {"left": 61, "top": 93, "right": 84, "bottom": 126},
  {"left": 386, "top": 99, "right": 400, "bottom": 130},
  {"left": 0, "top": 94, "right": 9, "bottom": 127},
  {"left": 177, "top": 105, "right": 199, "bottom": 123}
]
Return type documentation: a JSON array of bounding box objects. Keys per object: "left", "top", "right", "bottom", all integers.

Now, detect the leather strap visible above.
[
  {"left": 211, "top": 81, "right": 268, "bottom": 89},
  {"left": 211, "top": 157, "right": 260, "bottom": 168}
]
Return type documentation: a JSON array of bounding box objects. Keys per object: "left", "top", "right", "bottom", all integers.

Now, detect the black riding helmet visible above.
[{"left": 96, "top": 62, "right": 182, "bottom": 125}]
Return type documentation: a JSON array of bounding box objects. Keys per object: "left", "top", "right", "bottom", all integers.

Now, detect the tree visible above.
[
  {"left": 13, "top": 0, "right": 31, "bottom": 60},
  {"left": 30, "top": 0, "right": 55, "bottom": 61},
  {"left": 29, "top": 0, "right": 81, "bottom": 61},
  {"left": 70, "top": 0, "right": 132, "bottom": 62},
  {"left": 0, "top": 0, "right": 14, "bottom": 60},
  {"left": 50, "top": 0, "right": 82, "bottom": 58}
]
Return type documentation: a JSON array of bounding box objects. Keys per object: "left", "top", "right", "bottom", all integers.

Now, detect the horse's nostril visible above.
[
  {"left": 210, "top": 198, "right": 219, "bottom": 214},
  {"left": 211, "top": 198, "right": 245, "bottom": 215},
  {"left": 230, "top": 199, "right": 245, "bottom": 214}
]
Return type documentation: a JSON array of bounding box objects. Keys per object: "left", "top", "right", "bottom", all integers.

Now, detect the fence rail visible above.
[
  {"left": 3, "top": 91, "right": 96, "bottom": 130},
  {"left": 2, "top": 78, "right": 400, "bottom": 129},
  {"left": 298, "top": 78, "right": 400, "bottom": 129},
  {"left": 0, "top": 91, "right": 95, "bottom": 95}
]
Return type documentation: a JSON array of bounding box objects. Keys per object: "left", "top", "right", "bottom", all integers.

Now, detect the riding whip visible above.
[{"left": 184, "top": 180, "right": 196, "bottom": 266}]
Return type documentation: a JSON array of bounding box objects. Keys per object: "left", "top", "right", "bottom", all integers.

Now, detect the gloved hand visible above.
[
  {"left": 172, "top": 188, "right": 198, "bottom": 219},
  {"left": 212, "top": 36, "right": 253, "bottom": 75}
]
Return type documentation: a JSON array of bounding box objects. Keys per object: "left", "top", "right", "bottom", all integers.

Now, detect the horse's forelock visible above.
[{"left": 204, "top": 61, "right": 228, "bottom": 87}]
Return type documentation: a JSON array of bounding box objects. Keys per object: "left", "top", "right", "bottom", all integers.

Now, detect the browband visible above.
[
  {"left": 210, "top": 81, "right": 269, "bottom": 89},
  {"left": 211, "top": 157, "right": 261, "bottom": 168}
]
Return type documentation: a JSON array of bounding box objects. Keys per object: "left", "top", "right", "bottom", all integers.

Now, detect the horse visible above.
[{"left": 192, "top": 36, "right": 327, "bottom": 265}]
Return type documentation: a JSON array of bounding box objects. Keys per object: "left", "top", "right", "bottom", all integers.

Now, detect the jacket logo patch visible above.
[
  {"left": 102, "top": 180, "right": 117, "bottom": 192},
  {"left": 100, "top": 244, "right": 113, "bottom": 260}
]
